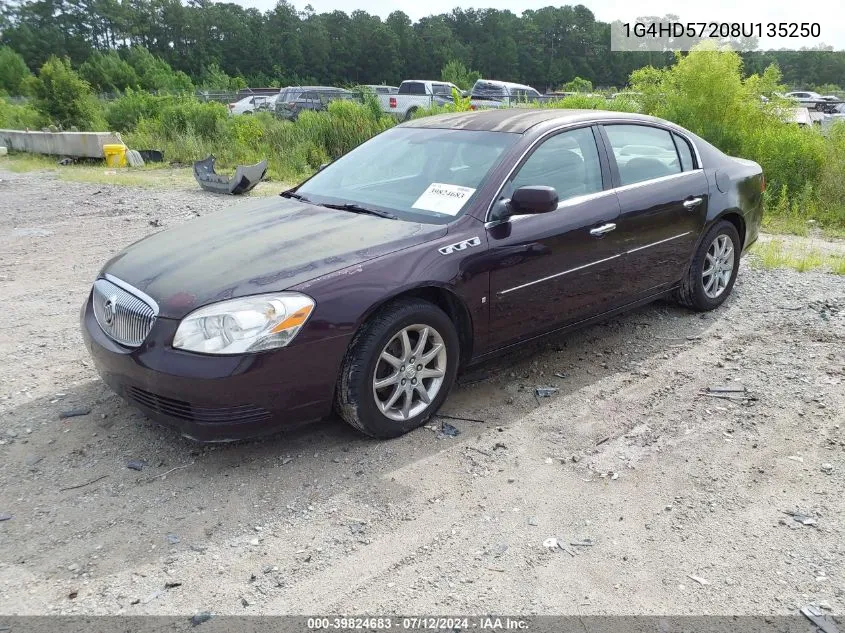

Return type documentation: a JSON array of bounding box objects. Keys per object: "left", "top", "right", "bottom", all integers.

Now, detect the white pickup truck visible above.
[{"left": 378, "top": 80, "right": 460, "bottom": 120}]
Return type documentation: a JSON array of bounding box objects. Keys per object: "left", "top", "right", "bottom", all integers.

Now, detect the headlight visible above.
[{"left": 172, "top": 293, "right": 315, "bottom": 355}]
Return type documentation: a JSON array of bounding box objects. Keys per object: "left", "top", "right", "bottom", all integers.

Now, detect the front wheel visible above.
[
  {"left": 336, "top": 299, "right": 459, "bottom": 438},
  {"left": 676, "top": 220, "right": 741, "bottom": 311}
]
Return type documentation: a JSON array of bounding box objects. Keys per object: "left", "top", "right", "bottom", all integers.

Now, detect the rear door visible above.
[
  {"left": 600, "top": 123, "right": 708, "bottom": 300},
  {"left": 486, "top": 126, "right": 624, "bottom": 349}
]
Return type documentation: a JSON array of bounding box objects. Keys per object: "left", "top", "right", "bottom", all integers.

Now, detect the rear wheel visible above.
[
  {"left": 676, "top": 220, "right": 741, "bottom": 311},
  {"left": 336, "top": 299, "right": 459, "bottom": 438}
]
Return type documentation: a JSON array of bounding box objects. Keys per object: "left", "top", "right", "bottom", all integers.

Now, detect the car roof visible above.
[
  {"left": 282, "top": 86, "right": 346, "bottom": 91},
  {"left": 399, "top": 108, "right": 672, "bottom": 134},
  {"left": 473, "top": 79, "right": 536, "bottom": 90}
]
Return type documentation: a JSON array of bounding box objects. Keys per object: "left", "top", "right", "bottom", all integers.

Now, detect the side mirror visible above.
[{"left": 510, "top": 186, "right": 559, "bottom": 215}]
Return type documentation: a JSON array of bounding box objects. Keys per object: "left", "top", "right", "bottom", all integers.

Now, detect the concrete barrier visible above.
[{"left": 0, "top": 129, "right": 122, "bottom": 158}]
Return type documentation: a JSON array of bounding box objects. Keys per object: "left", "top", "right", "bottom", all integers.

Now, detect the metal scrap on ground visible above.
[
  {"left": 193, "top": 155, "right": 267, "bottom": 195},
  {"left": 801, "top": 605, "right": 840, "bottom": 633}
]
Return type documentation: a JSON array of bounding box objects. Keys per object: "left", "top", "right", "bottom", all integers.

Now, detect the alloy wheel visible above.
[
  {"left": 372, "top": 324, "right": 447, "bottom": 422},
  {"left": 702, "top": 234, "right": 735, "bottom": 299}
]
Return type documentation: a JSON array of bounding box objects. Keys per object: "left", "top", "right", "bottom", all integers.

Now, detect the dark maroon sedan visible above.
[{"left": 82, "top": 109, "right": 764, "bottom": 441}]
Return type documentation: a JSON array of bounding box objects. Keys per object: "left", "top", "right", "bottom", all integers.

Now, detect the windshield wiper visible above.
[
  {"left": 319, "top": 202, "right": 396, "bottom": 220},
  {"left": 280, "top": 189, "right": 311, "bottom": 202}
]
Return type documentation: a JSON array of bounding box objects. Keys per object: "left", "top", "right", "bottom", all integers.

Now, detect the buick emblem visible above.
[{"left": 103, "top": 295, "right": 117, "bottom": 327}]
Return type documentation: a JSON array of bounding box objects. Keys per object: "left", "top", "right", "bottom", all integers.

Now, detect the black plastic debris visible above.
[
  {"left": 59, "top": 408, "right": 91, "bottom": 419},
  {"left": 193, "top": 155, "right": 266, "bottom": 195},
  {"left": 138, "top": 149, "right": 164, "bottom": 163}
]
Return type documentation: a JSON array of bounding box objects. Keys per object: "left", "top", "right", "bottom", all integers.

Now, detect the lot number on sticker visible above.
[{"left": 412, "top": 183, "right": 476, "bottom": 216}]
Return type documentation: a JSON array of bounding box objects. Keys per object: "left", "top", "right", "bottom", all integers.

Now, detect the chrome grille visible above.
[{"left": 92, "top": 277, "right": 157, "bottom": 347}]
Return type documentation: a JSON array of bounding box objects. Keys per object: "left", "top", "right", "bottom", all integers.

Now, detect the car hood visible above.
[{"left": 101, "top": 197, "right": 446, "bottom": 318}]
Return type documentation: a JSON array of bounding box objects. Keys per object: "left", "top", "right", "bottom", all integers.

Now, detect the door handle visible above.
[
  {"left": 683, "top": 196, "right": 703, "bottom": 209},
  {"left": 589, "top": 223, "right": 617, "bottom": 237}
]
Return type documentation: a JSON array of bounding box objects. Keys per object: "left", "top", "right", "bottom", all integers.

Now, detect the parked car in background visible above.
[
  {"left": 228, "top": 94, "right": 276, "bottom": 115},
  {"left": 378, "top": 80, "right": 459, "bottom": 120},
  {"left": 360, "top": 84, "right": 399, "bottom": 95},
  {"left": 275, "top": 86, "right": 359, "bottom": 120},
  {"left": 470, "top": 79, "right": 543, "bottom": 109},
  {"left": 785, "top": 91, "right": 824, "bottom": 108},
  {"left": 82, "top": 109, "right": 763, "bottom": 442}
]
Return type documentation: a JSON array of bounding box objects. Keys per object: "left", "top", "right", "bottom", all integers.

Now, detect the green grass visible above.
[{"left": 751, "top": 239, "right": 845, "bottom": 275}]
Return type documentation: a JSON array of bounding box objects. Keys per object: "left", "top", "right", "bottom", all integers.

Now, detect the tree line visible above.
[{"left": 1, "top": 0, "right": 844, "bottom": 94}]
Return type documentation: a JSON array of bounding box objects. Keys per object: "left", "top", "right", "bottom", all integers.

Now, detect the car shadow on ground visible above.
[{"left": 0, "top": 298, "right": 718, "bottom": 579}]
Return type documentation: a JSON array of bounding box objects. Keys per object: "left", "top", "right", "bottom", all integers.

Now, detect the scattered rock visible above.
[
  {"left": 164, "top": 582, "right": 182, "bottom": 589},
  {"left": 438, "top": 422, "right": 460, "bottom": 438},
  {"left": 542, "top": 537, "right": 559, "bottom": 549},
  {"left": 528, "top": 517, "right": 538, "bottom": 526},
  {"left": 127, "top": 460, "right": 146, "bottom": 471},
  {"left": 0, "top": 513, "right": 13, "bottom": 522},
  {"left": 821, "top": 463, "right": 833, "bottom": 474},
  {"left": 688, "top": 574, "right": 711, "bottom": 586},
  {"left": 166, "top": 533, "right": 181, "bottom": 545},
  {"left": 191, "top": 612, "right": 213, "bottom": 626},
  {"left": 535, "top": 387, "right": 558, "bottom": 397},
  {"left": 787, "top": 455, "right": 804, "bottom": 463},
  {"left": 783, "top": 510, "right": 818, "bottom": 527}
]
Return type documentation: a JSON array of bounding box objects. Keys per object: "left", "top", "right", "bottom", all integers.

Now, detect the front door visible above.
[{"left": 486, "top": 126, "right": 625, "bottom": 350}]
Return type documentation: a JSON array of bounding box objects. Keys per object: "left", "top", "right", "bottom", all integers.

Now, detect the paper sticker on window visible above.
[{"left": 411, "top": 183, "right": 476, "bottom": 216}]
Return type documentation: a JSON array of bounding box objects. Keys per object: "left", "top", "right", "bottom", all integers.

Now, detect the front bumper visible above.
[{"left": 81, "top": 294, "right": 350, "bottom": 442}]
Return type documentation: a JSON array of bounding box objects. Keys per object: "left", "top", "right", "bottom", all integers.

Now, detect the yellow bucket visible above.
[{"left": 103, "top": 143, "right": 127, "bottom": 167}]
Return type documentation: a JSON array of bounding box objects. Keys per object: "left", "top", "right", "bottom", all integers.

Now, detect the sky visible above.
[{"left": 230, "top": 0, "right": 845, "bottom": 50}]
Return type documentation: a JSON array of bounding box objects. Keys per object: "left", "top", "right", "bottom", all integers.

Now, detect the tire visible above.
[
  {"left": 404, "top": 107, "right": 418, "bottom": 122},
  {"left": 676, "top": 220, "right": 741, "bottom": 311},
  {"left": 336, "top": 299, "right": 459, "bottom": 439}
]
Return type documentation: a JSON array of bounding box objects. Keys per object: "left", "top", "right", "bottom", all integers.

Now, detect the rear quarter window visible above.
[{"left": 672, "top": 133, "right": 696, "bottom": 171}]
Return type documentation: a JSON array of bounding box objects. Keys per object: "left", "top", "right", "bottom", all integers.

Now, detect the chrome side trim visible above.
[
  {"left": 625, "top": 231, "right": 691, "bottom": 254},
  {"left": 496, "top": 231, "right": 692, "bottom": 297},
  {"left": 612, "top": 169, "right": 703, "bottom": 194},
  {"left": 103, "top": 273, "right": 160, "bottom": 314},
  {"left": 497, "top": 254, "right": 621, "bottom": 296}
]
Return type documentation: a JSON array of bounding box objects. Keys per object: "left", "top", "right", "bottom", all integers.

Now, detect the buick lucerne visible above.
[{"left": 81, "top": 109, "right": 764, "bottom": 441}]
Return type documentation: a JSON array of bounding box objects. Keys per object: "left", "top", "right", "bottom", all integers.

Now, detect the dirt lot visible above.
[{"left": 0, "top": 166, "right": 843, "bottom": 616}]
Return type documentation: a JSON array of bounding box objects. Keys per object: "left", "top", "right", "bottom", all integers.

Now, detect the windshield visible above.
[{"left": 295, "top": 127, "right": 518, "bottom": 224}]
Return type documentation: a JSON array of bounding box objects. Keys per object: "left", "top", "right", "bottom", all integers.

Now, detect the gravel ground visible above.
[{"left": 0, "top": 167, "right": 843, "bottom": 616}]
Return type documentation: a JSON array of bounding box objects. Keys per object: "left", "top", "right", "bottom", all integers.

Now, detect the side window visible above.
[
  {"left": 510, "top": 127, "right": 603, "bottom": 204},
  {"left": 407, "top": 83, "right": 426, "bottom": 95},
  {"left": 672, "top": 133, "right": 695, "bottom": 171},
  {"left": 604, "top": 124, "right": 682, "bottom": 186}
]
